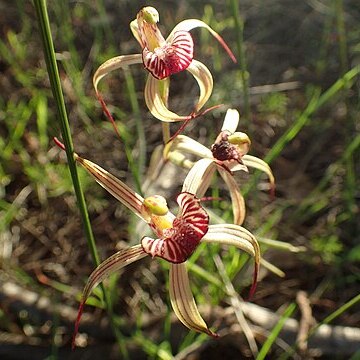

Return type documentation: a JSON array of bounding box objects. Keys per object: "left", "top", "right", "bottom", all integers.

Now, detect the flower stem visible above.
[
  {"left": 33, "top": 0, "right": 100, "bottom": 267},
  {"left": 34, "top": 0, "right": 128, "bottom": 356}
]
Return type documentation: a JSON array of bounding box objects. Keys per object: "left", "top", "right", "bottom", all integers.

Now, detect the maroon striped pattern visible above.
[
  {"left": 142, "top": 31, "right": 194, "bottom": 79},
  {"left": 141, "top": 192, "right": 209, "bottom": 263}
]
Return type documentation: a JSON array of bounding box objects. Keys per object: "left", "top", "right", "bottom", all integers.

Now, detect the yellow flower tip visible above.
[
  {"left": 139, "top": 6, "right": 159, "bottom": 24},
  {"left": 143, "top": 195, "right": 169, "bottom": 216}
]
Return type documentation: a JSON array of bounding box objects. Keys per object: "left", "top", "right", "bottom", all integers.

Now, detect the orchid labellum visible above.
[
  {"left": 69, "top": 151, "right": 260, "bottom": 348},
  {"left": 93, "top": 6, "right": 236, "bottom": 141},
  {"left": 164, "top": 109, "right": 275, "bottom": 225}
]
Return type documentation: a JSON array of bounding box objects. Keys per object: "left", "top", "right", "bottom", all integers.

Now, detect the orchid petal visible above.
[
  {"left": 130, "top": 19, "right": 143, "bottom": 47},
  {"left": 145, "top": 75, "right": 191, "bottom": 122},
  {"left": 144, "top": 59, "right": 213, "bottom": 122},
  {"left": 93, "top": 54, "right": 143, "bottom": 95},
  {"left": 218, "top": 167, "right": 246, "bottom": 226},
  {"left": 182, "top": 158, "right": 216, "bottom": 197},
  {"left": 74, "top": 155, "right": 145, "bottom": 219},
  {"left": 142, "top": 31, "right": 194, "bottom": 80},
  {"left": 186, "top": 60, "right": 213, "bottom": 113},
  {"left": 167, "top": 19, "right": 236, "bottom": 63},
  {"left": 221, "top": 108, "right": 240, "bottom": 133},
  {"left": 142, "top": 193, "right": 209, "bottom": 263},
  {"left": 242, "top": 155, "right": 275, "bottom": 193},
  {"left": 72, "top": 245, "right": 147, "bottom": 349},
  {"left": 164, "top": 135, "right": 212, "bottom": 160},
  {"left": 169, "top": 263, "right": 217, "bottom": 336},
  {"left": 203, "top": 224, "right": 260, "bottom": 298}
]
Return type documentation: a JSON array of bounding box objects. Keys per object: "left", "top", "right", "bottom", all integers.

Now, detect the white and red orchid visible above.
[
  {"left": 93, "top": 6, "right": 236, "bottom": 141},
  {"left": 164, "top": 109, "right": 275, "bottom": 225},
  {"left": 70, "top": 151, "right": 260, "bottom": 347}
]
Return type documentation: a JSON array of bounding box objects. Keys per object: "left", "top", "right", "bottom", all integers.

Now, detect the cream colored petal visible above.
[
  {"left": 167, "top": 19, "right": 236, "bottom": 62},
  {"left": 93, "top": 54, "right": 142, "bottom": 94},
  {"left": 242, "top": 155, "right": 275, "bottom": 193},
  {"left": 169, "top": 263, "right": 217, "bottom": 336},
  {"left": 130, "top": 19, "right": 143, "bottom": 47},
  {"left": 218, "top": 167, "right": 246, "bottom": 226},
  {"left": 72, "top": 245, "right": 147, "bottom": 348},
  {"left": 221, "top": 108, "right": 240, "bottom": 133},
  {"left": 164, "top": 135, "right": 212, "bottom": 159},
  {"left": 202, "top": 224, "right": 260, "bottom": 298},
  {"left": 145, "top": 75, "right": 190, "bottom": 122},
  {"left": 182, "top": 158, "right": 216, "bottom": 197},
  {"left": 83, "top": 245, "right": 147, "bottom": 304},
  {"left": 144, "top": 60, "right": 213, "bottom": 122},
  {"left": 186, "top": 60, "right": 213, "bottom": 113},
  {"left": 75, "top": 154, "right": 145, "bottom": 219}
]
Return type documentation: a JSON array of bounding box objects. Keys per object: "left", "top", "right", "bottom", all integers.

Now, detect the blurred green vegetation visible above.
[{"left": 0, "top": 0, "right": 359, "bottom": 359}]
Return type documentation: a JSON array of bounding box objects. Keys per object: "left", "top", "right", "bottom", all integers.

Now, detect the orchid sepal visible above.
[
  {"left": 72, "top": 245, "right": 148, "bottom": 349},
  {"left": 169, "top": 263, "right": 218, "bottom": 337},
  {"left": 74, "top": 154, "right": 145, "bottom": 219},
  {"left": 167, "top": 19, "right": 237, "bottom": 63},
  {"left": 144, "top": 59, "right": 213, "bottom": 122},
  {"left": 202, "top": 224, "right": 260, "bottom": 298}
]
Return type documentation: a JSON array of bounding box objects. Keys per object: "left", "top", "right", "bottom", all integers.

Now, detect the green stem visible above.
[
  {"left": 230, "top": 0, "right": 251, "bottom": 129},
  {"left": 33, "top": 0, "right": 100, "bottom": 266},
  {"left": 124, "top": 68, "right": 146, "bottom": 181},
  {"left": 334, "top": 0, "right": 348, "bottom": 76},
  {"left": 34, "top": 1, "right": 128, "bottom": 356}
]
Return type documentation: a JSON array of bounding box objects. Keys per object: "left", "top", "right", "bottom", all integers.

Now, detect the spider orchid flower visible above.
[
  {"left": 164, "top": 109, "right": 275, "bottom": 225},
  {"left": 93, "top": 6, "right": 236, "bottom": 132},
  {"left": 67, "top": 150, "right": 260, "bottom": 347}
]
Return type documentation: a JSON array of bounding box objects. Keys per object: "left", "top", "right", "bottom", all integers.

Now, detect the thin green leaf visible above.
[{"left": 256, "top": 303, "right": 297, "bottom": 360}]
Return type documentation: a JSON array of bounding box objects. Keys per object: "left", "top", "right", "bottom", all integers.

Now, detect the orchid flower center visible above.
[
  {"left": 137, "top": 7, "right": 166, "bottom": 52},
  {"left": 141, "top": 193, "right": 209, "bottom": 263},
  {"left": 136, "top": 7, "right": 194, "bottom": 80},
  {"left": 211, "top": 131, "right": 251, "bottom": 163},
  {"left": 142, "top": 195, "right": 174, "bottom": 237}
]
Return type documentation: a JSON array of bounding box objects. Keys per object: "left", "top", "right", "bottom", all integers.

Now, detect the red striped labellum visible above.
[
  {"left": 141, "top": 192, "right": 209, "bottom": 263},
  {"left": 142, "top": 31, "right": 194, "bottom": 80}
]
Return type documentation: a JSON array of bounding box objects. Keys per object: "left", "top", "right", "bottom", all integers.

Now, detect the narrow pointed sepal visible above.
[
  {"left": 92, "top": 54, "right": 143, "bottom": 134},
  {"left": 218, "top": 167, "right": 246, "bottom": 225},
  {"left": 72, "top": 245, "right": 148, "bottom": 349},
  {"left": 143, "top": 30, "right": 194, "bottom": 80},
  {"left": 141, "top": 193, "right": 209, "bottom": 263},
  {"left": 74, "top": 155, "right": 145, "bottom": 219},
  {"left": 144, "top": 60, "right": 213, "bottom": 122},
  {"left": 182, "top": 158, "right": 216, "bottom": 197},
  {"left": 168, "top": 19, "right": 236, "bottom": 63},
  {"left": 202, "top": 224, "right": 261, "bottom": 299},
  {"left": 242, "top": 154, "right": 275, "bottom": 196},
  {"left": 169, "top": 263, "right": 218, "bottom": 337}
]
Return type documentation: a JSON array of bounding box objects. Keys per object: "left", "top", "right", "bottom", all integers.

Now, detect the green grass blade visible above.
[
  {"left": 256, "top": 303, "right": 297, "bottom": 360},
  {"left": 34, "top": 1, "right": 128, "bottom": 356},
  {"left": 230, "top": 0, "right": 251, "bottom": 128},
  {"left": 33, "top": 0, "right": 100, "bottom": 266}
]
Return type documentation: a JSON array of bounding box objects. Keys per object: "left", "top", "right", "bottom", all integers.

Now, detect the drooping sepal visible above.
[
  {"left": 72, "top": 245, "right": 148, "bottom": 349},
  {"left": 202, "top": 224, "right": 261, "bottom": 299},
  {"left": 169, "top": 263, "right": 218, "bottom": 336}
]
